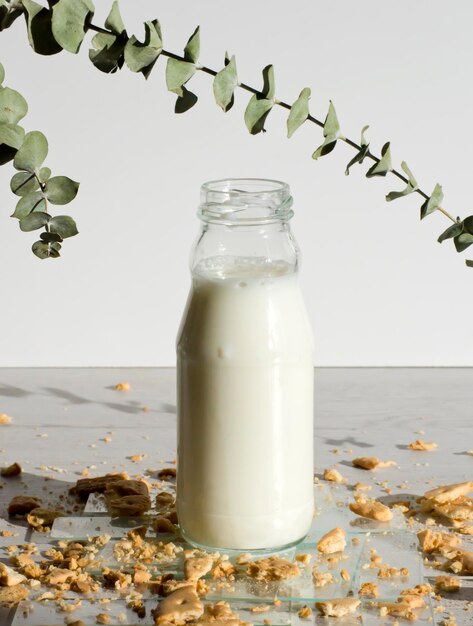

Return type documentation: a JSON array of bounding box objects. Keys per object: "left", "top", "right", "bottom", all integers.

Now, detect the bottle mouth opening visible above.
[{"left": 199, "top": 178, "right": 294, "bottom": 225}]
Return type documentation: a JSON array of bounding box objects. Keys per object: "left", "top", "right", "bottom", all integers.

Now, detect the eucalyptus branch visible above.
[{"left": 0, "top": 0, "right": 471, "bottom": 262}]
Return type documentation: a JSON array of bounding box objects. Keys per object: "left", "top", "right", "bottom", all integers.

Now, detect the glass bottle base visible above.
[{"left": 180, "top": 529, "right": 308, "bottom": 557}]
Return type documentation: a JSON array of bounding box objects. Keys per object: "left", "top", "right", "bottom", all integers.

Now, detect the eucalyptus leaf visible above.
[
  {"left": 0, "top": 2, "right": 22, "bottom": 31},
  {"left": 454, "top": 232, "right": 473, "bottom": 253},
  {"left": 420, "top": 183, "right": 443, "bottom": 220},
  {"left": 32, "top": 240, "right": 61, "bottom": 259},
  {"left": 312, "top": 101, "right": 340, "bottom": 160},
  {"left": 0, "top": 86, "right": 28, "bottom": 124},
  {"left": 51, "top": 0, "right": 95, "bottom": 54},
  {"left": 13, "top": 130, "right": 48, "bottom": 172},
  {"left": 244, "top": 94, "right": 273, "bottom": 135},
  {"left": 22, "top": 0, "right": 62, "bottom": 55},
  {"left": 466, "top": 260, "right": 473, "bottom": 268},
  {"left": 19, "top": 211, "right": 51, "bottom": 232},
  {"left": 165, "top": 58, "right": 196, "bottom": 97},
  {"left": 386, "top": 161, "right": 418, "bottom": 201},
  {"left": 104, "top": 0, "right": 125, "bottom": 35},
  {"left": 44, "top": 176, "right": 79, "bottom": 204},
  {"left": 213, "top": 54, "right": 237, "bottom": 112},
  {"left": 462, "top": 216, "right": 473, "bottom": 234},
  {"left": 0, "top": 123, "right": 25, "bottom": 151},
  {"left": 40, "top": 231, "right": 63, "bottom": 243},
  {"left": 0, "top": 144, "right": 15, "bottom": 165},
  {"left": 262, "top": 64, "right": 275, "bottom": 100},
  {"left": 89, "top": 32, "right": 125, "bottom": 74},
  {"left": 175, "top": 87, "right": 198, "bottom": 114},
  {"left": 124, "top": 19, "right": 162, "bottom": 78},
  {"left": 49, "top": 215, "right": 78, "bottom": 238},
  {"left": 10, "top": 171, "right": 39, "bottom": 197},
  {"left": 438, "top": 221, "right": 463, "bottom": 243},
  {"left": 287, "top": 87, "right": 310, "bottom": 138},
  {"left": 366, "top": 141, "right": 392, "bottom": 178},
  {"left": 0, "top": 62, "right": 4, "bottom": 84},
  {"left": 184, "top": 26, "right": 200, "bottom": 64},
  {"left": 12, "top": 191, "right": 46, "bottom": 219},
  {"left": 38, "top": 166, "right": 51, "bottom": 183},
  {"left": 345, "top": 126, "right": 370, "bottom": 175}
]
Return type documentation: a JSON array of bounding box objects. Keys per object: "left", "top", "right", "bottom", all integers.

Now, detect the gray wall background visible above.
[{"left": 0, "top": 0, "right": 471, "bottom": 366}]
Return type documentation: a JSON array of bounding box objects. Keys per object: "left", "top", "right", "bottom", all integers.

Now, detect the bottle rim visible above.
[{"left": 199, "top": 178, "right": 294, "bottom": 225}]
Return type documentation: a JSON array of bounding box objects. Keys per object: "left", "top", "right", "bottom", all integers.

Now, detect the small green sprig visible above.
[{"left": 0, "top": 0, "right": 472, "bottom": 267}]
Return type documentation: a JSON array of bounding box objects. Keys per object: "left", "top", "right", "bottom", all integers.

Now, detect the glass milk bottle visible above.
[{"left": 176, "top": 178, "right": 314, "bottom": 551}]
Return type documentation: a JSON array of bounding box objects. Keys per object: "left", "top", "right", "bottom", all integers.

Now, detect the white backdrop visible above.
[{"left": 0, "top": 0, "right": 472, "bottom": 366}]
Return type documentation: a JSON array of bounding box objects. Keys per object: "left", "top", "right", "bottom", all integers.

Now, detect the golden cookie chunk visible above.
[
  {"left": 435, "top": 576, "right": 461, "bottom": 593},
  {"left": 323, "top": 468, "right": 345, "bottom": 483},
  {"left": 407, "top": 439, "right": 438, "bottom": 451},
  {"left": 26, "top": 507, "right": 63, "bottom": 531},
  {"left": 184, "top": 555, "right": 213, "bottom": 581},
  {"left": 0, "top": 584, "right": 29, "bottom": 607},
  {"left": 316, "top": 527, "right": 346, "bottom": 554},
  {"left": 424, "top": 482, "right": 473, "bottom": 505},
  {"left": 312, "top": 571, "right": 334, "bottom": 587},
  {"left": 71, "top": 473, "right": 129, "bottom": 499},
  {"left": 349, "top": 499, "right": 393, "bottom": 521},
  {"left": 246, "top": 556, "right": 299, "bottom": 581},
  {"left": 377, "top": 601, "right": 417, "bottom": 621},
  {"left": 0, "top": 563, "right": 26, "bottom": 587},
  {"left": 433, "top": 497, "right": 473, "bottom": 522},
  {"left": 153, "top": 585, "right": 203, "bottom": 625},
  {"left": 359, "top": 581, "right": 379, "bottom": 597},
  {"left": 352, "top": 456, "right": 395, "bottom": 470},
  {"left": 315, "top": 598, "right": 360, "bottom": 617},
  {"left": 417, "top": 529, "right": 460, "bottom": 554}
]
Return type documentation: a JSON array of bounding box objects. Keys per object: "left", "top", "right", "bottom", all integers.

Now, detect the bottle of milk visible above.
[{"left": 176, "top": 178, "right": 314, "bottom": 551}]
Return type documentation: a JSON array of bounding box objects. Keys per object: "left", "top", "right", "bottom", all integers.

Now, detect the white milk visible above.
[{"left": 176, "top": 257, "right": 314, "bottom": 550}]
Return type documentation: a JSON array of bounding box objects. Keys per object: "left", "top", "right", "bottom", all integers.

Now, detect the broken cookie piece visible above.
[
  {"left": 359, "top": 581, "right": 379, "bottom": 597},
  {"left": 0, "top": 462, "right": 21, "bottom": 477},
  {"left": 323, "top": 468, "right": 345, "bottom": 483},
  {"left": 349, "top": 498, "right": 393, "bottom": 521},
  {"left": 352, "top": 456, "right": 396, "bottom": 470},
  {"left": 315, "top": 598, "right": 360, "bottom": 617},
  {"left": 0, "top": 563, "right": 26, "bottom": 587},
  {"left": 435, "top": 576, "right": 461, "bottom": 593},
  {"left": 107, "top": 495, "right": 151, "bottom": 517},
  {"left": 153, "top": 585, "right": 203, "bottom": 625},
  {"left": 70, "top": 473, "right": 129, "bottom": 500},
  {"left": 7, "top": 495, "right": 41, "bottom": 517},
  {"left": 184, "top": 555, "right": 213, "bottom": 582},
  {"left": 26, "top": 507, "right": 63, "bottom": 531},
  {"left": 316, "top": 527, "right": 346, "bottom": 554},
  {"left": 417, "top": 529, "right": 460, "bottom": 554},
  {"left": 246, "top": 556, "right": 299, "bottom": 581},
  {"left": 0, "top": 584, "right": 29, "bottom": 607},
  {"left": 424, "top": 482, "right": 473, "bottom": 505},
  {"left": 407, "top": 439, "right": 438, "bottom": 451}
]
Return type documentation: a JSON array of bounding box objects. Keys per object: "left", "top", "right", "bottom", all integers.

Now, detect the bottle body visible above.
[{"left": 176, "top": 180, "right": 314, "bottom": 551}]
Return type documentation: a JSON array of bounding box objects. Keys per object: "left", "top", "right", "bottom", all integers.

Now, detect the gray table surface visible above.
[{"left": 0, "top": 367, "right": 472, "bottom": 625}]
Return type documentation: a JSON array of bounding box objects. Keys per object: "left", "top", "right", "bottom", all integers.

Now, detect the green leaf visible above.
[
  {"left": 49, "top": 215, "right": 78, "bottom": 238},
  {"left": 10, "top": 171, "right": 39, "bottom": 197},
  {"left": 22, "top": 0, "right": 62, "bottom": 55},
  {"left": 184, "top": 26, "right": 200, "bottom": 64},
  {"left": 89, "top": 32, "right": 125, "bottom": 74},
  {"left": 420, "top": 183, "right": 443, "bottom": 220},
  {"left": 0, "top": 86, "right": 28, "bottom": 124},
  {"left": 366, "top": 141, "right": 392, "bottom": 177},
  {"left": 124, "top": 20, "right": 162, "bottom": 78},
  {"left": 454, "top": 232, "right": 473, "bottom": 253},
  {"left": 165, "top": 58, "right": 196, "bottom": 97},
  {"left": 44, "top": 176, "right": 79, "bottom": 204},
  {"left": 105, "top": 0, "right": 125, "bottom": 35},
  {"left": 175, "top": 87, "right": 198, "bottom": 114},
  {"left": 466, "top": 259, "right": 473, "bottom": 268},
  {"left": 345, "top": 142, "right": 370, "bottom": 175},
  {"left": 13, "top": 131, "right": 48, "bottom": 172},
  {"left": 32, "top": 240, "right": 62, "bottom": 259},
  {"left": 438, "top": 221, "right": 463, "bottom": 243},
  {"left": 287, "top": 87, "right": 310, "bottom": 138},
  {"left": 312, "top": 101, "right": 340, "bottom": 160},
  {"left": 40, "top": 231, "right": 62, "bottom": 243},
  {"left": 0, "top": 123, "right": 25, "bottom": 151},
  {"left": 262, "top": 64, "right": 275, "bottom": 100},
  {"left": 462, "top": 216, "right": 473, "bottom": 234},
  {"left": 213, "top": 54, "right": 237, "bottom": 112},
  {"left": 0, "top": 2, "right": 23, "bottom": 31},
  {"left": 244, "top": 94, "right": 273, "bottom": 135},
  {"left": 386, "top": 161, "right": 418, "bottom": 201},
  {"left": 38, "top": 166, "right": 51, "bottom": 183},
  {"left": 0, "top": 62, "right": 4, "bottom": 85},
  {"left": 12, "top": 191, "right": 46, "bottom": 219},
  {"left": 51, "top": 0, "right": 95, "bottom": 54},
  {"left": 19, "top": 211, "right": 51, "bottom": 232}
]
